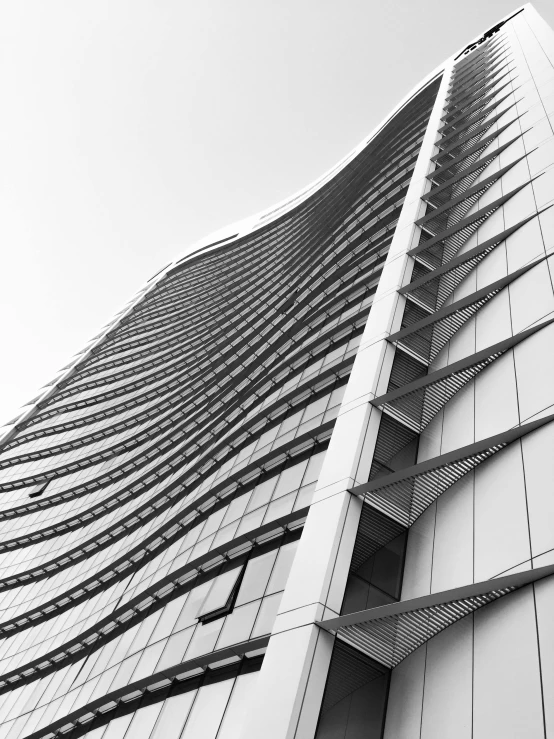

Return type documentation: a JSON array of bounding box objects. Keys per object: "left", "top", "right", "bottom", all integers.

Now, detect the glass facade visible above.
[{"left": 1, "top": 7, "right": 553, "bottom": 738}]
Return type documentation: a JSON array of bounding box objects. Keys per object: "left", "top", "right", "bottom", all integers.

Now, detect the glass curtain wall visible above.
[{"left": 0, "top": 75, "right": 440, "bottom": 739}]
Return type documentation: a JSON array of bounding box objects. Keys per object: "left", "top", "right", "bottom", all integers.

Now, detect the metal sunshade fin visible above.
[
  {"left": 446, "top": 55, "right": 512, "bottom": 104},
  {"left": 427, "top": 118, "right": 526, "bottom": 187},
  {"left": 373, "top": 317, "right": 554, "bottom": 433},
  {"left": 437, "top": 84, "right": 517, "bottom": 139},
  {"left": 400, "top": 210, "right": 545, "bottom": 312},
  {"left": 442, "top": 65, "right": 516, "bottom": 120},
  {"left": 415, "top": 150, "right": 526, "bottom": 237},
  {"left": 411, "top": 176, "right": 533, "bottom": 260},
  {"left": 433, "top": 101, "right": 520, "bottom": 163},
  {"left": 317, "top": 563, "right": 554, "bottom": 668},
  {"left": 389, "top": 254, "right": 549, "bottom": 363},
  {"left": 349, "top": 412, "right": 554, "bottom": 529},
  {"left": 425, "top": 135, "right": 527, "bottom": 213}
]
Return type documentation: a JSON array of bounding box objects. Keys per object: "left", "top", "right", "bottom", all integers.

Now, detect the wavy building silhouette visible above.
[{"left": 0, "top": 5, "right": 553, "bottom": 738}]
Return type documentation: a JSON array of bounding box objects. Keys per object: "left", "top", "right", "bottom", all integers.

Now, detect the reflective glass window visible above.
[
  {"left": 130, "top": 639, "right": 166, "bottom": 683},
  {"left": 245, "top": 478, "right": 277, "bottom": 512},
  {"left": 84, "top": 727, "right": 106, "bottom": 739},
  {"left": 102, "top": 714, "right": 133, "bottom": 739},
  {"left": 302, "top": 451, "right": 326, "bottom": 485},
  {"left": 174, "top": 583, "right": 209, "bottom": 632},
  {"left": 185, "top": 618, "right": 223, "bottom": 659},
  {"left": 200, "top": 507, "right": 227, "bottom": 540},
  {"left": 301, "top": 396, "right": 329, "bottom": 422},
  {"left": 266, "top": 540, "right": 299, "bottom": 594},
  {"left": 216, "top": 671, "right": 258, "bottom": 739},
  {"left": 149, "top": 593, "right": 187, "bottom": 643},
  {"left": 235, "top": 507, "right": 265, "bottom": 538},
  {"left": 106, "top": 623, "right": 141, "bottom": 669},
  {"left": 211, "top": 521, "right": 240, "bottom": 549},
  {"left": 272, "top": 461, "right": 308, "bottom": 499},
  {"left": 123, "top": 702, "right": 163, "bottom": 739},
  {"left": 150, "top": 691, "right": 197, "bottom": 739},
  {"left": 294, "top": 482, "right": 316, "bottom": 510},
  {"left": 128, "top": 611, "right": 162, "bottom": 657},
  {"left": 221, "top": 494, "right": 251, "bottom": 525},
  {"left": 155, "top": 625, "right": 194, "bottom": 672},
  {"left": 216, "top": 600, "right": 259, "bottom": 649},
  {"left": 180, "top": 679, "right": 234, "bottom": 739},
  {"left": 111, "top": 652, "right": 141, "bottom": 693},
  {"left": 197, "top": 567, "right": 243, "bottom": 620},
  {"left": 235, "top": 550, "right": 278, "bottom": 607},
  {"left": 277, "top": 410, "right": 302, "bottom": 437},
  {"left": 263, "top": 491, "right": 295, "bottom": 523},
  {"left": 251, "top": 592, "right": 283, "bottom": 638}
]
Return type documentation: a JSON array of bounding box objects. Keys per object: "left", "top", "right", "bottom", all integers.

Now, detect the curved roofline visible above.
[
  {"left": 172, "top": 67, "right": 445, "bottom": 264},
  {"left": 166, "top": 3, "right": 529, "bottom": 271},
  {"left": 0, "top": 3, "right": 531, "bottom": 438}
]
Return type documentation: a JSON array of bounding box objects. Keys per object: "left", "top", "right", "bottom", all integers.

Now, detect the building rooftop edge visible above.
[
  {"left": 166, "top": 3, "right": 530, "bottom": 271},
  {"left": 0, "top": 2, "right": 533, "bottom": 437}
]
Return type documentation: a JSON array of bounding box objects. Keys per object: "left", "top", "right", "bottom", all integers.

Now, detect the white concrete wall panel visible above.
[
  {"left": 474, "top": 288, "right": 512, "bottom": 351},
  {"left": 473, "top": 587, "right": 544, "bottom": 739},
  {"left": 430, "top": 473, "right": 474, "bottom": 593},
  {"left": 473, "top": 442, "right": 530, "bottom": 580},
  {"left": 440, "top": 379, "right": 475, "bottom": 453},
  {"left": 473, "top": 240, "right": 508, "bottom": 290},
  {"left": 385, "top": 584, "right": 548, "bottom": 738},
  {"left": 387, "top": 11, "right": 554, "bottom": 739},
  {"left": 435, "top": 312, "right": 477, "bottom": 366},
  {"left": 401, "top": 504, "right": 435, "bottom": 600},
  {"left": 416, "top": 408, "right": 443, "bottom": 462},
  {"left": 535, "top": 576, "right": 554, "bottom": 736},
  {"left": 474, "top": 352, "right": 520, "bottom": 440},
  {"left": 420, "top": 616, "right": 473, "bottom": 739},
  {"left": 520, "top": 423, "right": 554, "bottom": 558},
  {"left": 508, "top": 259, "right": 554, "bottom": 333},
  {"left": 505, "top": 216, "right": 545, "bottom": 271},
  {"left": 382, "top": 646, "right": 426, "bottom": 739},
  {"left": 514, "top": 320, "right": 554, "bottom": 421}
]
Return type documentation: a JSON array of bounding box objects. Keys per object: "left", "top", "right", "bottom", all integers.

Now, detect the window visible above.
[
  {"left": 28, "top": 481, "right": 49, "bottom": 498},
  {"left": 196, "top": 566, "right": 244, "bottom": 623}
]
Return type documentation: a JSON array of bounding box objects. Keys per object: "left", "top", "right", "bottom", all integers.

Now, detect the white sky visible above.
[{"left": 1, "top": 0, "right": 553, "bottom": 429}]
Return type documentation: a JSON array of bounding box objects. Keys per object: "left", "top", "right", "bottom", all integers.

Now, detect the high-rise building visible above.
[{"left": 0, "top": 5, "right": 553, "bottom": 738}]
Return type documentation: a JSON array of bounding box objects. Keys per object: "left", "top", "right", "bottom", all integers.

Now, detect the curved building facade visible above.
[{"left": 0, "top": 5, "right": 553, "bottom": 738}]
